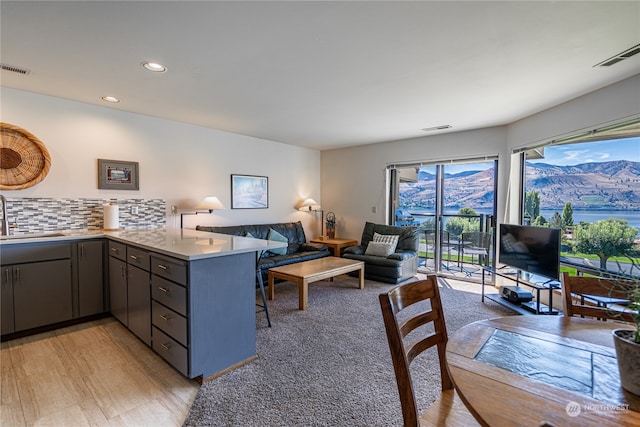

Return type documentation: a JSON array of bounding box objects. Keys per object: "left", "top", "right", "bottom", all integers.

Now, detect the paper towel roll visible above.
[{"left": 104, "top": 204, "right": 120, "bottom": 230}]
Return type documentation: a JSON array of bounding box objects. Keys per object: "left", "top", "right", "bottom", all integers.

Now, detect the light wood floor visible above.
[{"left": 1, "top": 317, "right": 200, "bottom": 426}]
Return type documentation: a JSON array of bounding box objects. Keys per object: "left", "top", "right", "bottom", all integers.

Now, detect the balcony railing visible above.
[{"left": 394, "top": 212, "right": 495, "bottom": 282}]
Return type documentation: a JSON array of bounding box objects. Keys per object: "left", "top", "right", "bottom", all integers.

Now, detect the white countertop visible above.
[{"left": 0, "top": 227, "right": 286, "bottom": 261}]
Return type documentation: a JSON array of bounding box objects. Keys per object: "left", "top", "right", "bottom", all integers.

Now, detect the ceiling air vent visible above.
[
  {"left": 422, "top": 125, "right": 452, "bottom": 132},
  {"left": 0, "top": 63, "right": 31, "bottom": 75},
  {"left": 594, "top": 43, "right": 640, "bottom": 67}
]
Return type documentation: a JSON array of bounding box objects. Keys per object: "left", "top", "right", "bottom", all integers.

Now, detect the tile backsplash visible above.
[{"left": 0, "top": 197, "right": 166, "bottom": 234}]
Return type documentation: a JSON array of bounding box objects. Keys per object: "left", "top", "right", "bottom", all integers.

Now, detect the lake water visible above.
[
  {"left": 406, "top": 209, "right": 640, "bottom": 232},
  {"left": 539, "top": 209, "right": 640, "bottom": 231}
]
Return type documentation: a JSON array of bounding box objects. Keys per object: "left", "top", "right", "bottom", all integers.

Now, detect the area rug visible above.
[{"left": 183, "top": 276, "right": 514, "bottom": 427}]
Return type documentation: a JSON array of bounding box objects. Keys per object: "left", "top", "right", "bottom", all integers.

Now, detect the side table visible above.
[{"left": 310, "top": 237, "right": 358, "bottom": 257}]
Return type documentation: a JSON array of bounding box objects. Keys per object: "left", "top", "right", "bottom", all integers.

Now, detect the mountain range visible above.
[{"left": 399, "top": 160, "right": 640, "bottom": 211}]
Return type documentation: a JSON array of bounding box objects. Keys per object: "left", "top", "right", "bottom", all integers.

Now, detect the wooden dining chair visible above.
[
  {"left": 561, "top": 272, "right": 634, "bottom": 323},
  {"left": 379, "top": 276, "right": 478, "bottom": 426}
]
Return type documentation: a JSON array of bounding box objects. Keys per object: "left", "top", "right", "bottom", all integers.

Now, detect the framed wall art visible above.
[
  {"left": 231, "top": 174, "right": 268, "bottom": 209},
  {"left": 98, "top": 159, "right": 139, "bottom": 190}
]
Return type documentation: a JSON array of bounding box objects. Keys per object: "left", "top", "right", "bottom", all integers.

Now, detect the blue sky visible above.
[
  {"left": 420, "top": 137, "right": 640, "bottom": 174},
  {"left": 528, "top": 137, "right": 640, "bottom": 166}
]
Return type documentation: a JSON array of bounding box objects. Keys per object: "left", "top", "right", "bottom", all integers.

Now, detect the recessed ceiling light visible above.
[
  {"left": 141, "top": 61, "right": 167, "bottom": 72},
  {"left": 101, "top": 96, "right": 120, "bottom": 103}
]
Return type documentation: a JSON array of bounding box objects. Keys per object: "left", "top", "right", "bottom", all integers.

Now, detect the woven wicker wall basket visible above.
[{"left": 0, "top": 122, "right": 51, "bottom": 190}]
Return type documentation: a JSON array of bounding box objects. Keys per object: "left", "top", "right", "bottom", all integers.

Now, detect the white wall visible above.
[
  {"left": 321, "top": 127, "right": 509, "bottom": 241},
  {"left": 1, "top": 88, "right": 322, "bottom": 236},
  {"left": 321, "top": 74, "right": 640, "bottom": 242},
  {"left": 507, "top": 74, "right": 640, "bottom": 150}
]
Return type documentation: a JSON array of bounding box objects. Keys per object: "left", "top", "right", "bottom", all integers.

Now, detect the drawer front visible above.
[
  {"left": 151, "top": 275, "right": 187, "bottom": 316},
  {"left": 108, "top": 241, "right": 127, "bottom": 261},
  {"left": 1, "top": 242, "right": 71, "bottom": 264},
  {"left": 127, "top": 246, "right": 150, "bottom": 271},
  {"left": 152, "top": 301, "right": 187, "bottom": 346},
  {"left": 151, "top": 255, "right": 187, "bottom": 286},
  {"left": 152, "top": 327, "right": 188, "bottom": 376}
]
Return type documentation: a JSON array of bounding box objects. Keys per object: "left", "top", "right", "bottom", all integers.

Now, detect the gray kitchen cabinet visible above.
[
  {"left": 108, "top": 241, "right": 151, "bottom": 345},
  {"left": 1, "top": 242, "right": 73, "bottom": 333},
  {"left": 150, "top": 250, "right": 256, "bottom": 379},
  {"left": 1, "top": 267, "right": 14, "bottom": 335},
  {"left": 126, "top": 245, "right": 151, "bottom": 346},
  {"left": 76, "top": 240, "right": 105, "bottom": 317},
  {"left": 109, "top": 255, "right": 128, "bottom": 326},
  {"left": 150, "top": 254, "right": 189, "bottom": 375},
  {"left": 128, "top": 264, "right": 151, "bottom": 345},
  {"left": 13, "top": 259, "right": 73, "bottom": 331},
  {"left": 1, "top": 230, "right": 263, "bottom": 382}
]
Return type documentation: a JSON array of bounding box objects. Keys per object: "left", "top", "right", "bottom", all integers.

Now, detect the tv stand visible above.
[{"left": 482, "top": 266, "right": 560, "bottom": 315}]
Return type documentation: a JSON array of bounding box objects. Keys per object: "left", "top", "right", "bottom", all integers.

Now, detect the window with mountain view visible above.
[
  {"left": 396, "top": 161, "right": 497, "bottom": 227},
  {"left": 524, "top": 137, "right": 640, "bottom": 277}
]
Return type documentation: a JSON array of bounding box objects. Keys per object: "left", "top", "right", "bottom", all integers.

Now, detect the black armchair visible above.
[{"left": 343, "top": 222, "right": 419, "bottom": 283}]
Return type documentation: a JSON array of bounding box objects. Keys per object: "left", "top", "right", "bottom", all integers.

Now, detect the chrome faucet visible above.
[{"left": 1, "top": 195, "right": 9, "bottom": 236}]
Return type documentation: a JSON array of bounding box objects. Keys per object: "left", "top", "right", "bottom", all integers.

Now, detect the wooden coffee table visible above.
[{"left": 267, "top": 257, "right": 364, "bottom": 310}]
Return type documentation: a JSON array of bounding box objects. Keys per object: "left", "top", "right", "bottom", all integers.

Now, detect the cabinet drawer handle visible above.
[
  {"left": 5, "top": 268, "right": 9, "bottom": 283},
  {"left": 130, "top": 255, "right": 138, "bottom": 260},
  {"left": 161, "top": 343, "right": 171, "bottom": 350},
  {"left": 157, "top": 264, "right": 168, "bottom": 270},
  {"left": 15, "top": 267, "right": 20, "bottom": 282},
  {"left": 80, "top": 244, "right": 84, "bottom": 258},
  {"left": 111, "top": 247, "right": 119, "bottom": 254},
  {"left": 157, "top": 286, "right": 169, "bottom": 293},
  {"left": 160, "top": 314, "right": 172, "bottom": 321}
]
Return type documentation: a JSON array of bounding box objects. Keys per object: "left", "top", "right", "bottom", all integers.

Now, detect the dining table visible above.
[{"left": 446, "top": 315, "right": 640, "bottom": 427}]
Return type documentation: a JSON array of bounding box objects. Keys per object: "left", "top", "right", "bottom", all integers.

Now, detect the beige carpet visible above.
[{"left": 184, "top": 275, "right": 515, "bottom": 426}]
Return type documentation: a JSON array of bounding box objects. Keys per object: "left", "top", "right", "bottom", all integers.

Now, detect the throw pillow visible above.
[
  {"left": 372, "top": 232, "right": 399, "bottom": 252},
  {"left": 267, "top": 228, "right": 288, "bottom": 255},
  {"left": 245, "top": 231, "right": 268, "bottom": 259},
  {"left": 365, "top": 241, "right": 396, "bottom": 257}
]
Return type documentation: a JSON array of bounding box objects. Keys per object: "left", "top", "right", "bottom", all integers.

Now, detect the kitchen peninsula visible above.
[{"left": 0, "top": 228, "right": 286, "bottom": 381}]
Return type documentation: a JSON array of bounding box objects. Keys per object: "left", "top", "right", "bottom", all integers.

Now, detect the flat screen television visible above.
[{"left": 498, "top": 223, "right": 561, "bottom": 281}]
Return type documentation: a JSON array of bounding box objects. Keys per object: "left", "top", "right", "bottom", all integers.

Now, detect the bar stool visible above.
[{"left": 256, "top": 251, "right": 271, "bottom": 327}]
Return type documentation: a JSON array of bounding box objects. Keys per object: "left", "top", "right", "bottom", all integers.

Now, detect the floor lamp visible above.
[{"left": 297, "top": 198, "right": 323, "bottom": 237}]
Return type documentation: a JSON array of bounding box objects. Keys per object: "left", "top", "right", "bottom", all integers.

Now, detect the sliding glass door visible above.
[{"left": 390, "top": 158, "right": 498, "bottom": 281}]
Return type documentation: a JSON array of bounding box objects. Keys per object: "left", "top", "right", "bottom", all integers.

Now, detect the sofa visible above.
[
  {"left": 196, "top": 221, "right": 330, "bottom": 282},
  {"left": 343, "top": 222, "right": 419, "bottom": 284}
]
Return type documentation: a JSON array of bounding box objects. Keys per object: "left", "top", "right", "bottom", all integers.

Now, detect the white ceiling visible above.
[{"left": 1, "top": 1, "right": 639, "bottom": 151}]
